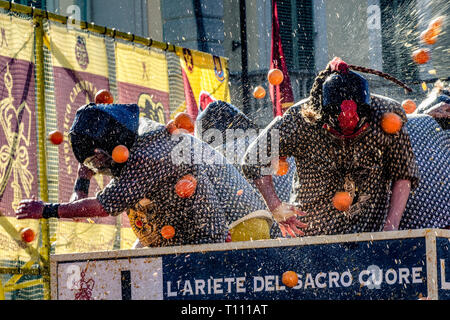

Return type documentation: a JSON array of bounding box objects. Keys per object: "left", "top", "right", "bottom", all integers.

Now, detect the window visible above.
[
  {"left": 14, "top": 0, "right": 46, "bottom": 9},
  {"left": 277, "top": 0, "right": 315, "bottom": 72}
]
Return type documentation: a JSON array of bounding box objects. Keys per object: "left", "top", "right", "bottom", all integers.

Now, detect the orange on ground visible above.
[
  {"left": 20, "top": 227, "right": 35, "bottom": 243},
  {"left": 253, "top": 86, "right": 266, "bottom": 99},
  {"left": 175, "top": 174, "right": 197, "bottom": 198},
  {"left": 282, "top": 271, "right": 299, "bottom": 288},
  {"left": 401, "top": 99, "right": 417, "bottom": 114},
  {"left": 272, "top": 158, "right": 289, "bottom": 176},
  {"left": 412, "top": 48, "right": 430, "bottom": 65},
  {"left": 112, "top": 145, "right": 129, "bottom": 163},
  {"left": 268, "top": 68, "right": 284, "bottom": 86},
  {"left": 420, "top": 28, "right": 437, "bottom": 45},
  {"left": 381, "top": 112, "right": 403, "bottom": 134},
  {"left": 332, "top": 191, "right": 353, "bottom": 212},
  {"left": 94, "top": 89, "right": 114, "bottom": 104},
  {"left": 48, "top": 130, "right": 64, "bottom": 145},
  {"left": 174, "top": 112, "right": 195, "bottom": 134},
  {"left": 161, "top": 225, "right": 175, "bottom": 239}
]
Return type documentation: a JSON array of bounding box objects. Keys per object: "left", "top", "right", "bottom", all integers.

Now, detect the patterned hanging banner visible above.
[
  {"left": 115, "top": 42, "right": 170, "bottom": 124},
  {"left": 0, "top": 15, "right": 38, "bottom": 216},
  {"left": 48, "top": 23, "right": 113, "bottom": 205},
  {"left": 47, "top": 23, "right": 117, "bottom": 253},
  {"left": 176, "top": 47, "right": 230, "bottom": 120},
  {"left": 0, "top": 14, "right": 40, "bottom": 260}
]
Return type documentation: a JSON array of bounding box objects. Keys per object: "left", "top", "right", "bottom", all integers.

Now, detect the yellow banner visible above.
[
  {"left": 115, "top": 42, "right": 171, "bottom": 123},
  {"left": 47, "top": 23, "right": 108, "bottom": 77},
  {"left": 116, "top": 42, "right": 169, "bottom": 93},
  {"left": 53, "top": 221, "right": 116, "bottom": 254},
  {"left": 120, "top": 228, "right": 137, "bottom": 250},
  {"left": 176, "top": 47, "right": 230, "bottom": 116},
  {"left": 0, "top": 15, "right": 34, "bottom": 62},
  {"left": 0, "top": 14, "right": 39, "bottom": 262},
  {"left": 0, "top": 217, "right": 40, "bottom": 261}
]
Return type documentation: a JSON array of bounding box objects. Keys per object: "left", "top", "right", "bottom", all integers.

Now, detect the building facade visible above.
[{"left": 25, "top": 0, "right": 449, "bottom": 126}]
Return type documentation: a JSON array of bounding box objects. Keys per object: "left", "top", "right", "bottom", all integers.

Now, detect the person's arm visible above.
[
  {"left": 70, "top": 164, "right": 95, "bottom": 202},
  {"left": 242, "top": 106, "right": 308, "bottom": 237},
  {"left": 15, "top": 197, "right": 109, "bottom": 220},
  {"left": 383, "top": 179, "right": 411, "bottom": 231},
  {"left": 254, "top": 175, "right": 307, "bottom": 237},
  {"left": 381, "top": 103, "right": 420, "bottom": 230},
  {"left": 254, "top": 175, "right": 282, "bottom": 212}
]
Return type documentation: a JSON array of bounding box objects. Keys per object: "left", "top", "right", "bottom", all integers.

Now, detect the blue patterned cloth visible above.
[{"left": 399, "top": 114, "right": 450, "bottom": 229}]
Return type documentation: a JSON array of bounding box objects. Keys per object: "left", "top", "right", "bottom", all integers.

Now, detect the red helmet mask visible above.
[{"left": 321, "top": 58, "right": 371, "bottom": 138}]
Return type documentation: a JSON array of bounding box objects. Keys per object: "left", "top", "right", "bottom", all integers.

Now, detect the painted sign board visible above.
[{"left": 50, "top": 229, "right": 450, "bottom": 300}]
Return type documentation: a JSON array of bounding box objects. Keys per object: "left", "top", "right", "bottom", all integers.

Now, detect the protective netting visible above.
[{"left": 0, "top": 8, "right": 231, "bottom": 299}]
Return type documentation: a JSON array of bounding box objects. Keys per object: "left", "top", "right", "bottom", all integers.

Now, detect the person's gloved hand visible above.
[
  {"left": 15, "top": 196, "right": 44, "bottom": 219},
  {"left": 271, "top": 203, "right": 308, "bottom": 237}
]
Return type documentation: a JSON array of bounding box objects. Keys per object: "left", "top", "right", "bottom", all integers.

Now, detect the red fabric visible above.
[
  {"left": 328, "top": 57, "right": 349, "bottom": 74},
  {"left": 198, "top": 91, "right": 216, "bottom": 112},
  {"left": 181, "top": 68, "right": 199, "bottom": 120},
  {"left": 323, "top": 122, "right": 370, "bottom": 139},
  {"left": 270, "top": 0, "right": 294, "bottom": 117},
  {"left": 338, "top": 100, "right": 360, "bottom": 135}
]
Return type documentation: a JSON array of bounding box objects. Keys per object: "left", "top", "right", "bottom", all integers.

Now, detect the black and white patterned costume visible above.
[
  {"left": 194, "top": 101, "right": 296, "bottom": 203},
  {"left": 97, "top": 118, "right": 280, "bottom": 247},
  {"left": 399, "top": 114, "right": 449, "bottom": 229},
  {"left": 242, "top": 94, "right": 420, "bottom": 236}
]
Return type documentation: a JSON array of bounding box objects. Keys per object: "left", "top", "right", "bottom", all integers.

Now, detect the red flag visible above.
[
  {"left": 181, "top": 67, "right": 199, "bottom": 120},
  {"left": 198, "top": 90, "right": 216, "bottom": 112},
  {"left": 270, "top": 0, "right": 294, "bottom": 117}
]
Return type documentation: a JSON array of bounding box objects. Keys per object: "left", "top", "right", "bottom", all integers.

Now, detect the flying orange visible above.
[
  {"left": 282, "top": 271, "right": 298, "bottom": 288},
  {"left": 174, "top": 112, "right": 195, "bottom": 134},
  {"left": 412, "top": 48, "right": 430, "bottom": 65},
  {"left": 94, "top": 89, "right": 114, "bottom": 104},
  {"left": 253, "top": 86, "right": 266, "bottom": 99},
  {"left": 268, "top": 68, "right": 284, "bottom": 86},
  {"left": 420, "top": 28, "right": 437, "bottom": 45},
  {"left": 332, "top": 191, "right": 353, "bottom": 212},
  {"left": 428, "top": 16, "right": 444, "bottom": 37},
  {"left": 175, "top": 174, "right": 197, "bottom": 198},
  {"left": 161, "top": 225, "right": 175, "bottom": 239},
  {"left": 48, "top": 130, "right": 64, "bottom": 145},
  {"left": 381, "top": 112, "right": 403, "bottom": 134},
  {"left": 112, "top": 145, "right": 129, "bottom": 163},
  {"left": 20, "top": 227, "right": 35, "bottom": 243},
  {"left": 401, "top": 99, "right": 416, "bottom": 114}
]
